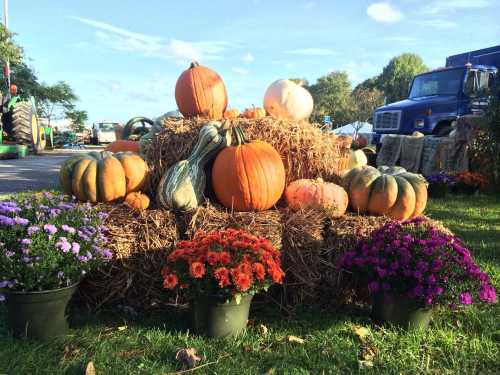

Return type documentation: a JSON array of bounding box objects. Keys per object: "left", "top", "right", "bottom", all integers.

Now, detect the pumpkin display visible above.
[
  {"left": 175, "top": 62, "right": 228, "bottom": 120},
  {"left": 348, "top": 149, "right": 368, "bottom": 170},
  {"left": 223, "top": 108, "right": 240, "bottom": 119},
  {"left": 59, "top": 151, "right": 148, "bottom": 202},
  {"left": 285, "top": 178, "right": 348, "bottom": 217},
  {"left": 124, "top": 192, "right": 150, "bottom": 210},
  {"left": 105, "top": 140, "right": 140, "bottom": 153},
  {"left": 342, "top": 165, "right": 428, "bottom": 221},
  {"left": 157, "top": 121, "right": 231, "bottom": 211},
  {"left": 212, "top": 127, "right": 286, "bottom": 212},
  {"left": 263, "top": 79, "right": 313, "bottom": 121},
  {"left": 243, "top": 107, "right": 266, "bottom": 119}
]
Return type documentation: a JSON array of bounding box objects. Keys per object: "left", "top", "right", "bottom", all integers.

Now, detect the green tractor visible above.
[{"left": 0, "top": 84, "right": 53, "bottom": 157}]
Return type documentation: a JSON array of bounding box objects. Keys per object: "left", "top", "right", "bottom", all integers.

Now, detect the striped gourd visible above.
[{"left": 156, "top": 121, "right": 230, "bottom": 211}]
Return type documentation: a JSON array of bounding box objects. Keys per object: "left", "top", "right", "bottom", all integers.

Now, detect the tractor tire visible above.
[{"left": 11, "top": 101, "right": 43, "bottom": 152}]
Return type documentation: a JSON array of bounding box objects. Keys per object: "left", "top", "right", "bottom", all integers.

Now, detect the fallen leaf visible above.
[
  {"left": 359, "top": 345, "right": 377, "bottom": 361},
  {"left": 264, "top": 368, "right": 276, "bottom": 375},
  {"left": 352, "top": 325, "right": 371, "bottom": 342},
  {"left": 287, "top": 335, "right": 305, "bottom": 344},
  {"left": 61, "top": 343, "right": 81, "bottom": 362},
  {"left": 175, "top": 348, "right": 201, "bottom": 369},
  {"left": 117, "top": 325, "right": 128, "bottom": 331},
  {"left": 259, "top": 324, "right": 269, "bottom": 337},
  {"left": 85, "top": 361, "right": 96, "bottom": 375},
  {"left": 358, "top": 359, "right": 374, "bottom": 370},
  {"left": 119, "top": 349, "right": 146, "bottom": 359}
]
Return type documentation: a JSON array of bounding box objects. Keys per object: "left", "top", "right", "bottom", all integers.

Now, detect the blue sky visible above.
[{"left": 4, "top": 0, "right": 499, "bottom": 124}]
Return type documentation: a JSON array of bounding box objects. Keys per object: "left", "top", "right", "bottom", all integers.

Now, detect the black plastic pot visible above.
[
  {"left": 192, "top": 294, "right": 253, "bottom": 338},
  {"left": 5, "top": 283, "right": 78, "bottom": 340},
  {"left": 371, "top": 293, "right": 432, "bottom": 330}
]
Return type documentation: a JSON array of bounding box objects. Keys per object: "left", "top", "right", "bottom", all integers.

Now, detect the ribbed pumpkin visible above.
[
  {"left": 124, "top": 192, "right": 150, "bottom": 210},
  {"left": 263, "top": 79, "right": 313, "bottom": 121},
  {"left": 243, "top": 107, "right": 266, "bottom": 119},
  {"left": 223, "top": 108, "right": 240, "bottom": 119},
  {"left": 285, "top": 178, "right": 348, "bottom": 217},
  {"left": 156, "top": 121, "right": 231, "bottom": 211},
  {"left": 59, "top": 151, "right": 148, "bottom": 202},
  {"left": 212, "top": 127, "right": 286, "bottom": 212},
  {"left": 105, "top": 140, "right": 140, "bottom": 153},
  {"left": 342, "top": 165, "right": 428, "bottom": 221},
  {"left": 175, "top": 62, "right": 228, "bottom": 120}
]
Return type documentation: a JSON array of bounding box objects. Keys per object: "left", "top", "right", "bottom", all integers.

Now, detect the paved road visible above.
[{"left": 0, "top": 149, "right": 102, "bottom": 195}]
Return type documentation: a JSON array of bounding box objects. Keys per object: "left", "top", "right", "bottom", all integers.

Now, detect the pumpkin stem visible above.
[
  {"left": 232, "top": 126, "right": 249, "bottom": 146},
  {"left": 190, "top": 61, "right": 200, "bottom": 69}
]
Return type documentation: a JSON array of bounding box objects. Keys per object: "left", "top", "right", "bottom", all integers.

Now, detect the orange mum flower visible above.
[
  {"left": 190, "top": 261, "right": 206, "bottom": 278},
  {"left": 237, "top": 262, "right": 253, "bottom": 275},
  {"left": 214, "top": 267, "right": 231, "bottom": 288},
  {"left": 163, "top": 273, "right": 178, "bottom": 289},
  {"left": 234, "top": 271, "right": 252, "bottom": 292},
  {"left": 207, "top": 251, "right": 219, "bottom": 266},
  {"left": 252, "top": 262, "right": 266, "bottom": 281},
  {"left": 219, "top": 251, "right": 231, "bottom": 264}
]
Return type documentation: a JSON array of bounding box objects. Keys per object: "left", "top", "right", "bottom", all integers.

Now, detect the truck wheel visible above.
[
  {"left": 11, "top": 101, "right": 39, "bottom": 151},
  {"left": 433, "top": 123, "right": 453, "bottom": 137}
]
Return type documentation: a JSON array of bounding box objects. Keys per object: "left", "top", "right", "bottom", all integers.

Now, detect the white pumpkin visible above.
[
  {"left": 348, "top": 149, "right": 368, "bottom": 170},
  {"left": 263, "top": 79, "right": 313, "bottom": 121}
]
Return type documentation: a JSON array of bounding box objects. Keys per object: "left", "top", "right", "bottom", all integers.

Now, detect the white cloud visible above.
[
  {"left": 367, "top": 2, "right": 403, "bottom": 23},
  {"left": 423, "top": 0, "right": 492, "bottom": 15},
  {"left": 242, "top": 52, "right": 254, "bottom": 63},
  {"left": 73, "top": 16, "right": 230, "bottom": 62},
  {"left": 420, "top": 19, "right": 457, "bottom": 29},
  {"left": 232, "top": 67, "right": 249, "bottom": 75},
  {"left": 286, "top": 48, "right": 335, "bottom": 56}
]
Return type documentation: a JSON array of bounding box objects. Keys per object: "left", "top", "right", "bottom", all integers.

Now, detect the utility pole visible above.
[{"left": 3, "top": 0, "right": 10, "bottom": 91}]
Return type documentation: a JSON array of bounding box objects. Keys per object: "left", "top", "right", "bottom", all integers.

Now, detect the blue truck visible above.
[{"left": 373, "top": 45, "right": 500, "bottom": 142}]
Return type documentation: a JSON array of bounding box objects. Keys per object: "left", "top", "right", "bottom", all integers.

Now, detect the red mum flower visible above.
[
  {"left": 161, "top": 266, "right": 170, "bottom": 279},
  {"left": 269, "top": 268, "right": 284, "bottom": 284},
  {"left": 190, "top": 261, "right": 206, "bottom": 278},
  {"left": 219, "top": 251, "right": 231, "bottom": 265},
  {"left": 207, "top": 251, "right": 219, "bottom": 266},
  {"left": 163, "top": 273, "right": 178, "bottom": 289},
  {"left": 214, "top": 267, "right": 231, "bottom": 288},
  {"left": 234, "top": 271, "right": 253, "bottom": 292},
  {"left": 252, "top": 262, "right": 266, "bottom": 280},
  {"left": 238, "top": 262, "right": 253, "bottom": 275}
]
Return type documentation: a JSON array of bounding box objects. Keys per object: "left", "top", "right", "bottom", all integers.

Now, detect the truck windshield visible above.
[
  {"left": 99, "top": 123, "right": 115, "bottom": 131},
  {"left": 409, "top": 69, "right": 465, "bottom": 98}
]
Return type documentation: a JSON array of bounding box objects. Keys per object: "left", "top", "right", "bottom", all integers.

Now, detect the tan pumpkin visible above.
[
  {"left": 124, "top": 192, "right": 150, "bottom": 210},
  {"left": 59, "top": 151, "right": 148, "bottom": 202},
  {"left": 175, "top": 62, "right": 228, "bottom": 119},
  {"left": 285, "top": 178, "right": 348, "bottom": 217},
  {"left": 348, "top": 149, "right": 368, "bottom": 170},
  {"left": 342, "top": 165, "right": 428, "bottom": 221},
  {"left": 263, "top": 79, "right": 313, "bottom": 121},
  {"left": 105, "top": 140, "right": 140, "bottom": 153},
  {"left": 223, "top": 108, "right": 240, "bottom": 119},
  {"left": 212, "top": 127, "right": 285, "bottom": 212},
  {"left": 242, "top": 107, "right": 266, "bottom": 119}
]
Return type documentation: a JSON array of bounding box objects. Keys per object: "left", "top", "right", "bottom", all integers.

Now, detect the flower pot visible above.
[
  {"left": 5, "top": 283, "right": 78, "bottom": 340},
  {"left": 192, "top": 294, "right": 253, "bottom": 338},
  {"left": 371, "top": 293, "right": 432, "bottom": 330},
  {"left": 428, "top": 184, "right": 448, "bottom": 198}
]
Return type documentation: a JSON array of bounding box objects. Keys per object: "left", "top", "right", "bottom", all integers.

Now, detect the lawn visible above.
[{"left": 1, "top": 195, "right": 499, "bottom": 374}]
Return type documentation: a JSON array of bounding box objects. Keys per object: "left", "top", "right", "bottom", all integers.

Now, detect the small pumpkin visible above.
[
  {"left": 342, "top": 165, "right": 428, "bottom": 221},
  {"left": 243, "top": 107, "right": 266, "bottom": 119},
  {"left": 124, "top": 192, "right": 150, "bottom": 210},
  {"left": 59, "top": 151, "right": 148, "bottom": 202},
  {"left": 263, "top": 79, "right": 313, "bottom": 121},
  {"left": 105, "top": 140, "right": 140, "bottom": 153},
  {"left": 212, "top": 127, "right": 286, "bottom": 211},
  {"left": 175, "top": 62, "right": 228, "bottom": 120},
  {"left": 157, "top": 121, "right": 231, "bottom": 211},
  {"left": 285, "top": 178, "right": 348, "bottom": 217},
  {"left": 348, "top": 149, "right": 368, "bottom": 170},
  {"left": 223, "top": 108, "right": 240, "bottom": 119}
]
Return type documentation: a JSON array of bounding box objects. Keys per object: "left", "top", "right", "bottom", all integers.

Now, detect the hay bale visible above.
[
  {"left": 78, "top": 205, "right": 178, "bottom": 309},
  {"left": 145, "top": 117, "right": 350, "bottom": 194}
]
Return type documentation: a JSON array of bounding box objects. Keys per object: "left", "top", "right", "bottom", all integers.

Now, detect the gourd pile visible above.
[{"left": 62, "top": 62, "right": 431, "bottom": 309}]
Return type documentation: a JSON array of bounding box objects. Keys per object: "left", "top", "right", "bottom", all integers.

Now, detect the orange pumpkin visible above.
[
  {"left": 223, "top": 108, "right": 240, "bottom": 119},
  {"left": 243, "top": 107, "right": 266, "bottom": 119},
  {"left": 105, "top": 140, "right": 140, "bottom": 153},
  {"left": 212, "top": 127, "right": 285, "bottom": 211},
  {"left": 124, "top": 192, "right": 150, "bottom": 210},
  {"left": 285, "top": 178, "right": 348, "bottom": 216},
  {"left": 175, "top": 62, "right": 228, "bottom": 120}
]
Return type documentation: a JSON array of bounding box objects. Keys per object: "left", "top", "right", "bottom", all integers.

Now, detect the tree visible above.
[
  {"left": 65, "top": 108, "right": 88, "bottom": 132},
  {"left": 376, "top": 53, "right": 428, "bottom": 103},
  {"left": 0, "top": 62, "right": 42, "bottom": 98},
  {"left": 0, "top": 24, "right": 23, "bottom": 65},
  {"left": 308, "top": 71, "right": 355, "bottom": 127},
  {"left": 37, "top": 81, "right": 78, "bottom": 126},
  {"left": 352, "top": 87, "right": 385, "bottom": 123}
]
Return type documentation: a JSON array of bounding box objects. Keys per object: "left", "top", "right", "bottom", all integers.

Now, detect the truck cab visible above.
[{"left": 373, "top": 45, "right": 499, "bottom": 141}]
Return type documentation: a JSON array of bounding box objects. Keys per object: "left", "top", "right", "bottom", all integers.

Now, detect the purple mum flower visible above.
[
  {"left": 368, "top": 281, "right": 380, "bottom": 293},
  {"left": 56, "top": 240, "right": 71, "bottom": 253},
  {"left": 27, "top": 225, "right": 40, "bottom": 235},
  {"left": 44, "top": 224, "right": 57, "bottom": 235},
  {"left": 61, "top": 224, "right": 76, "bottom": 234},
  {"left": 20, "top": 238, "right": 32, "bottom": 245},
  {"left": 0, "top": 215, "right": 15, "bottom": 226},
  {"left": 459, "top": 292, "right": 473, "bottom": 305},
  {"left": 71, "top": 242, "right": 80, "bottom": 254},
  {"left": 478, "top": 285, "right": 497, "bottom": 304}
]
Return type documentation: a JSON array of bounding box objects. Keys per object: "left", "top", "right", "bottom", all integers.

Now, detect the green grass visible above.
[{"left": 1, "top": 195, "right": 499, "bottom": 374}]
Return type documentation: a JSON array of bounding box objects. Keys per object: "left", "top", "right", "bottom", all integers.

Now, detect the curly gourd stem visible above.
[{"left": 232, "top": 126, "right": 249, "bottom": 146}]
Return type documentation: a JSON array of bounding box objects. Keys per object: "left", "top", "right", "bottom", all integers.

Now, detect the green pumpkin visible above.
[{"left": 156, "top": 121, "right": 230, "bottom": 211}]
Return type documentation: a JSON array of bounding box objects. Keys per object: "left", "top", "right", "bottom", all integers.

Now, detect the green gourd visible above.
[{"left": 156, "top": 121, "right": 230, "bottom": 211}]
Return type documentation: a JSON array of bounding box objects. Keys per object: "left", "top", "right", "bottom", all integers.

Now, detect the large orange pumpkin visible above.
[
  {"left": 175, "top": 62, "right": 228, "bottom": 120},
  {"left": 223, "top": 108, "right": 240, "bottom": 119},
  {"left": 105, "top": 140, "right": 140, "bottom": 153},
  {"left": 212, "top": 127, "right": 285, "bottom": 211},
  {"left": 285, "top": 178, "right": 348, "bottom": 217},
  {"left": 342, "top": 166, "right": 428, "bottom": 221}
]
